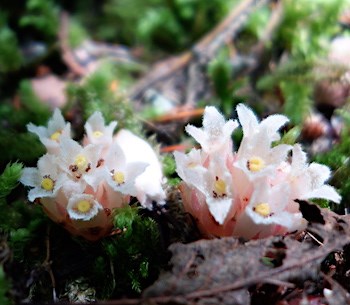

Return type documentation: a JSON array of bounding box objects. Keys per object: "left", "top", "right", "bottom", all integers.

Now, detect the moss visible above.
[
  {"left": 0, "top": 25, "right": 22, "bottom": 73},
  {"left": 95, "top": 206, "right": 163, "bottom": 297}
]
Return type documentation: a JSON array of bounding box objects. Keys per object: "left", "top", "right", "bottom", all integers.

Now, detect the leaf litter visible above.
[{"left": 135, "top": 201, "right": 350, "bottom": 305}]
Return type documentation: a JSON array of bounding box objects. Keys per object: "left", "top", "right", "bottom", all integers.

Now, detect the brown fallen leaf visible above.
[{"left": 140, "top": 203, "right": 350, "bottom": 305}]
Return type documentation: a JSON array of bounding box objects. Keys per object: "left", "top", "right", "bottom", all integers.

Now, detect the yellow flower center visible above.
[
  {"left": 40, "top": 177, "right": 54, "bottom": 191},
  {"left": 247, "top": 157, "right": 265, "bottom": 172},
  {"left": 254, "top": 203, "right": 271, "bottom": 217},
  {"left": 213, "top": 177, "right": 226, "bottom": 198},
  {"left": 93, "top": 131, "right": 103, "bottom": 138},
  {"left": 74, "top": 154, "right": 88, "bottom": 171},
  {"left": 77, "top": 200, "right": 92, "bottom": 213},
  {"left": 50, "top": 131, "right": 61, "bottom": 141},
  {"left": 113, "top": 171, "right": 125, "bottom": 185}
]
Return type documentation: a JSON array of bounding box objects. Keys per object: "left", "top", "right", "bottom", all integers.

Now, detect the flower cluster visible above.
[
  {"left": 174, "top": 105, "right": 341, "bottom": 239},
  {"left": 20, "top": 110, "right": 165, "bottom": 240}
]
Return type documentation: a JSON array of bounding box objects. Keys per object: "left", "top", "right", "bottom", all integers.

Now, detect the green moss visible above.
[
  {"left": 94, "top": 206, "right": 163, "bottom": 296},
  {"left": 68, "top": 18, "right": 89, "bottom": 48},
  {"left": 19, "top": 0, "right": 59, "bottom": 40},
  {"left": 0, "top": 25, "right": 22, "bottom": 73},
  {"left": 66, "top": 63, "right": 142, "bottom": 134},
  {"left": 0, "top": 163, "right": 23, "bottom": 199},
  {"left": 0, "top": 266, "right": 12, "bottom": 305},
  {"left": 162, "top": 154, "right": 181, "bottom": 187}
]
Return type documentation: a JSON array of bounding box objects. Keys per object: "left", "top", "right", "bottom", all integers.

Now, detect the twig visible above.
[
  {"left": 58, "top": 12, "right": 88, "bottom": 77},
  {"left": 129, "top": 0, "right": 272, "bottom": 104},
  {"left": 306, "top": 231, "right": 324, "bottom": 246},
  {"left": 43, "top": 226, "right": 57, "bottom": 302}
]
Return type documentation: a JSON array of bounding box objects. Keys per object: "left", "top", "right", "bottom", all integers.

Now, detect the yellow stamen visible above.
[
  {"left": 93, "top": 131, "right": 103, "bottom": 138},
  {"left": 247, "top": 157, "right": 265, "bottom": 172},
  {"left": 74, "top": 154, "right": 88, "bottom": 171},
  {"left": 50, "top": 131, "right": 61, "bottom": 141},
  {"left": 113, "top": 171, "right": 125, "bottom": 185},
  {"left": 254, "top": 203, "right": 271, "bottom": 217},
  {"left": 77, "top": 200, "right": 92, "bottom": 213},
  {"left": 41, "top": 177, "right": 54, "bottom": 191},
  {"left": 214, "top": 178, "right": 226, "bottom": 196}
]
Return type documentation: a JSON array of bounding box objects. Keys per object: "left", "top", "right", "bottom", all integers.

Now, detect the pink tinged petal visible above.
[
  {"left": 85, "top": 111, "right": 117, "bottom": 144},
  {"left": 27, "top": 124, "right": 47, "bottom": 138},
  {"left": 305, "top": 185, "right": 341, "bottom": 203},
  {"left": 174, "top": 150, "right": 206, "bottom": 187},
  {"left": 236, "top": 103, "right": 259, "bottom": 135},
  {"left": 38, "top": 154, "right": 59, "bottom": 176},
  {"left": 41, "top": 197, "right": 67, "bottom": 223},
  {"left": 28, "top": 188, "right": 54, "bottom": 202},
  {"left": 260, "top": 114, "right": 289, "bottom": 141},
  {"left": 47, "top": 108, "right": 66, "bottom": 132},
  {"left": 60, "top": 175, "right": 86, "bottom": 197},
  {"left": 107, "top": 162, "right": 148, "bottom": 196},
  {"left": 185, "top": 106, "right": 238, "bottom": 153},
  {"left": 307, "top": 163, "right": 331, "bottom": 186},
  {"left": 114, "top": 129, "right": 165, "bottom": 208},
  {"left": 185, "top": 125, "right": 205, "bottom": 145},
  {"left": 246, "top": 208, "right": 295, "bottom": 228},
  {"left": 233, "top": 212, "right": 262, "bottom": 240},
  {"left": 269, "top": 144, "right": 292, "bottom": 163},
  {"left": 20, "top": 168, "right": 40, "bottom": 187},
  {"left": 105, "top": 142, "right": 126, "bottom": 170},
  {"left": 291, "top": 144, "right": 308, "bottom": 173},
  {"left": 105, "top": 185, "right": 128, "bottom": 209},
  {"left": 85, "top": 112, "right": 106, "bottom": 131},
  {"left": 82, "top": 143, "right": 103, "bottom": 166},
  {"left": 206, "top": 197, "right": 233, "bottom": 225},
  {"left": 60, "top": 138, "right": 83, "bottom": 162}
]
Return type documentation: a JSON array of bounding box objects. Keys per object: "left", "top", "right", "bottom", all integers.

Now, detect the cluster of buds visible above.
[
  {"left": 20, "top": 110, "right": 165, "bottom": 240},
  {"left": 174, "top": 105, "right": 341, "bottom": 239}
]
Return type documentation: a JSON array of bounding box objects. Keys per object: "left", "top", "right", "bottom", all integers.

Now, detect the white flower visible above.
[
  {"left": 59, "top": 138, "right": 104, "bottom": 190},
  {"left": 104, "top": 142, "right": 148, "bottom": 196},
  {"left": 114, "top": 129, "right": 166, "bottom": 209},
  {"left": 175, "top": 149, "right": 234, "bottom": 225},
  {"left": 288, "top": 144, "right": 341, "bottom": 203},
  {"left": 185, "top": 106, "right": 238, "bottom": 155},
  {"left": 233, "top": 127, "right": 292, "bottom": 180},
  {"left": 20, "top": 154, "right": 65, "bottom": 202},
  {"left": 27, "top": 108, "right": 71, "bottom": 154},
  {"left": 236, "top": 103, "right": 289, "bottom": 143},
  {"left": 67, "top": 194, "right": 102, "bottom": 221},
  {"left": 84, "top": 112, "right": 117, "bottom": 147},
  {"left": 233, "top": 180, "right": 303, "bottom": 239},
  {"left": 174, "top": 148, "right": 207, "bottom": 187},
  {"left": 233, "top": 103, "right": 291, "bottom": 182}
]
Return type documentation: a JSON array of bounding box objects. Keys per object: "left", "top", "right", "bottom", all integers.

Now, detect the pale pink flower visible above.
[
  {"left": 288, "top": 144, "right": 341, "bottom": 203},
  {"left": 27, "top": 108, "right": 71, "bottom": 154},
  {"left": 185, "top": 106, "right": 238, "bottom": 155},
  {"left": 21, "top": 109, "right": 167, "bottom": 240},
  {"left": 83, "top": 111, "right": 117, "bottom": 149},
  {"left": 114, "top": 129, "right": 166, "bottom": 209},
  {"left": 20, "top": 154, "right": 66, "bottom": 202},
  {"left": 59, "top": 138, "right": 104, "bottom": 191},
  {"left": 175, "top": 104, "right": 340, "bottom": 240},
  {"left": 233, "top": 179, "right": 304, "bottom": 239}
]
